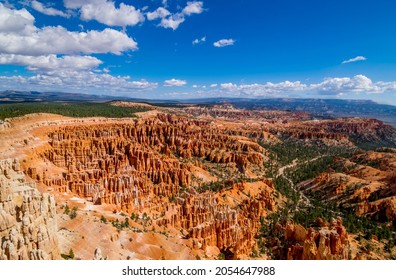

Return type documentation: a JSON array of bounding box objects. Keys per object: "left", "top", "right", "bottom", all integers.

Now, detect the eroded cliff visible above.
[{"left": 0, "top": 159, "right": 59, "bottom": 260}]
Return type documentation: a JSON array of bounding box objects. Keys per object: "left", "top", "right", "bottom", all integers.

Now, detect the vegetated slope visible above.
[
  {"left": 0, "top": 102, "right": 149, "bottom": 120},
  {"left": 296, "top": 149, "right": 396, "bottom": 258}
]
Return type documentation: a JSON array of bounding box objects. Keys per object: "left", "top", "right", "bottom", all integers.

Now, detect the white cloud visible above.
[
  {"left": 0, "top": 26, "right": 138, "bottom": 55},
  {"left": 0, "top": 54, "right": 102, "bottom": 72},
  {"left": 192, "top": 36, "right": 206, "bottom": 45},
  {"left": 0, "top": 4, "right": 137, "bottom": 56},
  {"left": 214, "top": 39, "right": 235, "bottom": 48},
  {"left": 77, "top": 0, "right": 144, "bottom": 27},
  {"left": 146, "top": 7, "right": 170, "bottom": 21},
  {"left": 63, "top": 0, "right": 96, "bottom": 9},
  {"left": 64, "top": 0, "right": 143, "bottom": 27},
  {"left": 0, "top": 0, "right": 14, "bottom": 9},
  {"left": 148, "top": 1, "right": 204, "bottom": 30},
  {"left": 210, "top": 83, "right": 217, "bottom": 88},
  {"left": 164, "top": 78, "right": 187, "bottom": 87},
  {"left": 342, "top": 56, "right": 367, "bottom": 64},
  {"left": 215, "top": 75, "right": 396, "bottom": 97},
  {"left": 0, "top": 71, "right": 158, "bottom": 93},
  {"left": 31, "top": 1, "right": 70, "bottom": 18},
  {"left": 376, "top": 81, "right": 396, "bottom": 92},
  {"left": 311, "top": 75, "right": 381, "bottom": 95},
  {"left": 159, "top": 13, "right": 185, "bottom": 30},
  {"left": 182, "top": 1, "right": 203, "bottom": 15},
  {"left": 219, "top": 80, "right": 307, "bottom": 96},
  {"left": 0, "top": 3, "right": 153, "bottom": 96},
  {"left": 0, "top": 3, "right": 35, "bottom": 34}
]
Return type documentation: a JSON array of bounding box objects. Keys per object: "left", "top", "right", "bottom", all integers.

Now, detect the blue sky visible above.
[{"left": 1, "top": 0, "right": 396, "bottom": 104}]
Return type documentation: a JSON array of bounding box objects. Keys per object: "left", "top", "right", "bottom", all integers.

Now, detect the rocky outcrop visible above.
[
  {"left": 38, "top": 114, "right": 267, "bottom": 214},
  {"left": 0, "top": 120, "right": 10, "bottom": 131},
  {"left": 0, "top": 159, "right": 59, "bottom": 260},
  {"left": 93, "top": 247, "right": 105, "bottom": 260},
  {"left": 285, "top": 218, "right": 349, "bottom": 260},
  {"left": 24, "top": 114, "right": 275, "bottom": 258},
  {"left": 184, "top": 105, "right": 311, "bottom": 123},
  {"left": 156, "top": 181, "right": 276, "bottom": 257}
]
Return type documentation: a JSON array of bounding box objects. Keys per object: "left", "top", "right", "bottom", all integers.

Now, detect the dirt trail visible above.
[{"left": 276, "top": 155, "right": 326, "bottom": 206}]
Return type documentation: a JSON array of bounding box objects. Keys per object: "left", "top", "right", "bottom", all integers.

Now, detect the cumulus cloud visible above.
[
  {"left": 0, "top": 54, "right": 102, "bottom": 72},
  {"left": 219, "top": 81, "right": 307, "bottom": 96},
  {"left": 210, "top": 83, "right": 217, "bottom": 88},
  {"left": 342, "top": 56, "right": 367, "bottom": 64},
  {"left": 0, "top": 71, "right": 158, "bottom": 93},
  {"left": 146, "top": 7, "right": 170, "bottom": 21},
  {"left": 31, "top": 1, "right": 70, "bottom": 18},
  {"left": 64, "top": 0, "right": 143, "bottom": 27},
  {"left": 0, "top": 3, "right": 156, "bottom": 96},
  {"left": 182, "top": 1, "right": 204, "bottom": 15},
  {"left": 0, "top": 3, "right": 35, "bottom": 34},
  {"left": 147, "top": 1, "right": 204, "bottom": 30},
  {"left": 0, "top": 4, "right": 137, "bottom": 55},
  {"left": 77, "top": 0, "right": 144, "bottom": 27},
  {"left": 192, "top": 36, "right": 206, "bottom": 45},
  {"left": 213, "top": 39, "right": 235, "bottom": 48},
  {"left": 159, "top": 13, "right": 185, "bottom": 30},
  {"left": 311, "top": 75, "right": 381, "bottom": 95},
  {"left": 0, "top": 27, "right": 138, "bottom": 56},
  {"left": 164, "top": 78, "right": 187, "bottom": 87},
  {"left": 63, "top": 0, "right": 95, "bottom": 9},
  {"left": 215, "top": 75, "right": 396, "bottom": 97}
]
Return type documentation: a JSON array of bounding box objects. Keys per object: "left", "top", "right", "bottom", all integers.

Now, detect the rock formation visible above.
[
  {"left": 0, "top": 159, "right": 59, "bottom": 260},
  {"left": 23, "top": 114, "right": 277, "bottom": 258},
  {"left": 0, "top": 120, "right": 10, "bottom": 131},
  {"left": 38, "top": 114, "right": 267, "bottom": 212},
  {"left": 285, "top": 218, "right": 349, "bottom": 260},
  {"left": 156, "top": 181, "right": 275, "bottom": 257},
  {"left": 2, "top": 107, "right": 393, "bottom": 260}
]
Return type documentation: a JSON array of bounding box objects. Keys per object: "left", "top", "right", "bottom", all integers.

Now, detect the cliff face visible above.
[
  {"left": 156, "top": 181, "right": 275, "bottom": 257},
  {"left": 2, "top": 106, "right": 395, "bottom": 260},
  {"left": 38, "top": 115, "right": 266, "bottom": 211},
  {"left": 0, "top": 159, "right": 59, "bottom": 260},
  {"left": 30, "top": 114, "right": 274, "bottom": 258},
  {"left": 285, "top": 218, "right": 349, "bottom": 260}
]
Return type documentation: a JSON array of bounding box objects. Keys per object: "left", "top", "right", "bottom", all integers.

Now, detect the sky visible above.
[{"left": 1, "top": 0, "right": 396, "bottom": 104}]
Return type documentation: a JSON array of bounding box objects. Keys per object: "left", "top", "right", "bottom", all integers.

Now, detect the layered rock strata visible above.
[
  {"left": 39, "top": 115, "right": 266, "bottom": 212},
  {"left": 32, "top": 114, "right": 274, "bottom": 257}
]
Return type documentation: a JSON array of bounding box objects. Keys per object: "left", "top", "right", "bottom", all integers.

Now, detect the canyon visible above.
[{"left": 0, "top": 103, "right": 395, "bottom": 259}]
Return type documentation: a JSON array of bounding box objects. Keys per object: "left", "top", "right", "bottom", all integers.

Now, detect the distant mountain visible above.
[
  {"left": 0, "top": 90, "right": 176, "bottom": 104},
  {"left": 225, "top": 98, "right": 396, "bottom": 127},
  {"left": 179, "top": 97, "right": 396, "bottom": 128},
  {"left": 0, "top": 90, "right": 123, "bottom": 103},
  {"left": 1, "top": 91, "right": 395, "bottom": 127}
]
